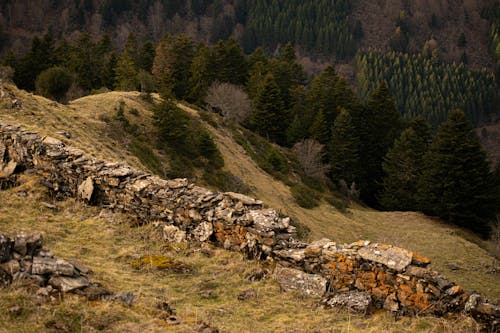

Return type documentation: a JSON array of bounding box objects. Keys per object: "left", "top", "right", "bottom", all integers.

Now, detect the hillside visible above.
[{"left": 1, "top": 83, "right": 498, "bottom": 303}]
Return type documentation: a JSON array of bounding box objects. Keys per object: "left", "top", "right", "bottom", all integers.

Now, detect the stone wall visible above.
[{"left": 0, "top": 122, "right": 498, "bottom": 329}]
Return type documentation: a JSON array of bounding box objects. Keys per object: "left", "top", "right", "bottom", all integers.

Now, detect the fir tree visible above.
[
  {"left": 380, "top": 117, "right": 432, "bottom": 210},
  {"left": 417, "top": 110, "right": 497, "bottom": 237},
  {"left": 249, "top": 73, "right": 287, "bottom": 144},
  {"left": 358, "top": 81, "right": 403, "bottom": 206},
  {"left": 329, "top": 108, "right": 361, "bottom": 186}
]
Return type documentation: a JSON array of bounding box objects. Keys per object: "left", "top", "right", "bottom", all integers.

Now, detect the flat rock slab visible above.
[
  {"left": 323, "top": 290, "right": 373, "bottom": 313},
  {"left": 275, "top": 266, "right": 327, "bottom": 297},
  {"left": 49, "top": 276, "right": 89, "bottom": 292},
  {"left": 32, "top": 257, "right": 75, "bottom": 276},
  {"left": 358, "top": 244, "right": 412, "bottom": 272}
]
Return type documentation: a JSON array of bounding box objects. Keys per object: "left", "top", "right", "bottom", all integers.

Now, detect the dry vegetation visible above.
[
  {"left": 0, "top": 175, "right": 483, "bottom": 332},
  {"left": 0, "top": 85, "right": 498, "bottom": 331}
]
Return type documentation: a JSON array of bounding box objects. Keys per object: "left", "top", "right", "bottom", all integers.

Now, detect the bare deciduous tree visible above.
[
  {"left": 205, "top": 82, "right": 251, "bottom": 124},
  {"left": 292, "top": 139, "right": 330, "bottom": 180}
]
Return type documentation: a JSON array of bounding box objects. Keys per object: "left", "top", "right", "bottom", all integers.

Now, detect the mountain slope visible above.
[{"left": 1, "top": 83, "right": 498, "bottom": 302}]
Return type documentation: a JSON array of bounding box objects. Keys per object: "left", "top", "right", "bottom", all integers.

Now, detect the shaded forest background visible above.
[{"left": 0, "top": 0, "right": 499, "bottom": 238}]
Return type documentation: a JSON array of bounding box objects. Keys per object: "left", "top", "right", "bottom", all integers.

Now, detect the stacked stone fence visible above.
[{"left": 0, "top": 122, "right": 498, "bottom": 329}]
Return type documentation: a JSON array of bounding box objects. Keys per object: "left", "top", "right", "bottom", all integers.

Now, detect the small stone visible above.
[
  {"left": 383, "top": 293, "right": 399, "bottom": 312},
  {"left": 78, "top": 177, "right": 94, "bottom": 202},
  {"left": 246, "top": 268, "right": 267, "bottom": 282},
  {"left": 446, "top": 263, "right": 460, "bottom": 271},
  {"left": 237, "top": 288, "right": 257, "bottom": 301},
  {"left": 112, "top": 291, "right": 136, "bottom": 307},
  {"left": 78, "top": 283, "right": 112, "bottom": 300},
  {"left": 0, "top": 160, "right": 17, "bottom": 178},
  {"left": 42, "top": 136, "right": 63, "bottom": 146},
  {"left": 8, "top": 305, "right": 22, "bottom": 316},
  {"left": 0, "top": 268, "right": 12, "bottom": 287},
  {"left": 193, "top": 222, "right": 213, "bottom": 242},
  {"left": 163, "top": 225, "right": 186, "bottom": 243}
]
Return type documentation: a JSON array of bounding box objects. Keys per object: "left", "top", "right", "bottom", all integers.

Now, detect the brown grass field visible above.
[{"left": 0, "top": 84, "right": 498, "bottom": 332}]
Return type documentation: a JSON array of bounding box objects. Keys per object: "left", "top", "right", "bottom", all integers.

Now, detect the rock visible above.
[
  {"left": 0, "top": 259, "right": 20, "bottom": 275},
  {"left": 42, "top": 136, "right": 63, "bottom": 146},
  {"left": 0, "top": 160, "right": 17, "bottom": 178},
  {"left": 8, "top": 305, "right": 22, "bottom": 316},
  {"left": 246, "top": 268, "right": 268, "bottom": 282},
  {"left": 163, "top": 225, "right": 187, "bottom": 243},
  {"left": 78, "top": 283, "right": 112, "bottom": 300},
  {"left": 156, "top": 301, "right": 176, "bottom": 316},
  {"left": 383, "top": 293, "right": 399, "bottom": 312},
  {"left": 358, "top": 244, "right": 412, "bottom": 272},
  {"left": 13, "top": 232, "right": 43, "bottom": 256},
  {"left": 55, "top": 131, "right": 71, "bottom": 139},
  {"left": 275, "top": 267, "right": 327, "bottom": 297},
  {"left": 323, "top": 291, "right": 373, "bottom": 313},
  {"left": 112, "top": 291, "right": 136, "bottom": 306},
  {"left": 225, "top": 192, "right": 262, "bottom": 205},
  {"left": 192, "top": 222, "right": 213, "bottom": 242},
  {"left": 78, "top": 177, "right": 94, "bottom": 202},
  {"left": 273, "top": 249, "right": 306, "bottom": 263},
  {"left": 0, "top": 234, "right": 13, "bottom": 263},
  {"left": 32, "top": 257, "right": 75, "bottom": 276},
  {"left": 447, "top": 263, "right": 461, "bottom": 271},
  {"left": 237, "top": 288, "right": 257, "bottom": 301},
  {"left": 48, "top": 276, "right": 90, "bottom": 292},
  {"left": 0, "top": 268, "right": 12, "bottom": 287}
]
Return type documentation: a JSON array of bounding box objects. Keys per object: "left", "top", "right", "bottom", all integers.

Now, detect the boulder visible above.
[
  {"left": 323, "top": 290, "right": 373, "bottom": 313},
  {"left": 275, "top": 266, "right": 327, "bottom": 297},
  {"left": 358, "top": 244, "right": 412, "bottom": 272}
]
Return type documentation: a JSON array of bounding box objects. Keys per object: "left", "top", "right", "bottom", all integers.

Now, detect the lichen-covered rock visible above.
[
  {"left": 192, "top": 222, "right": 213, "bottom": 242},
  {"left": 358, "top": 244, "right": 412, "bottom": 272},
  {"left": 323, "top": 291, "right": 372, "bottom": 313},
  {"left": 275, "top": 266, "right": 326, "bottom": 297}
]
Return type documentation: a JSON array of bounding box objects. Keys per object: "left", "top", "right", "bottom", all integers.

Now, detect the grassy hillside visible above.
[{"left": 0, "top": 84, "right": 498, "bottom": 331}]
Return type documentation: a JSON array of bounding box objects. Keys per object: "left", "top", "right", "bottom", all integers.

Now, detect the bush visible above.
[
  {"left": 291, "top": 184, "right": 320, "bottom": 209},
  {"left": 35, "top": 66, "right": 73, "bottom": 102},
  {"left": 202, "top": 170, "right": 251, "bottom": 193}
]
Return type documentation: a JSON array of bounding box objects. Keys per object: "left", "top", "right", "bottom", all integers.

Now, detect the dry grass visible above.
[
  {"left": 0, "top": 85, "right": 498, "bottom": 330},
  {"left": 0, "top": 174, "right": 482, "bottom": 332}
]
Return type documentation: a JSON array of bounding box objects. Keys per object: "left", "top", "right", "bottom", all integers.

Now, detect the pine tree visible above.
[
  {"left": 417, "top": 110, "right": 497, "bottom": 237},
  {"left": 380, "top": 117, "right": 432, "bottom": 210},
  {"left": 249, "top": 73, "right": 287, "bottom": 144},
  {"left": 329, "top": 108, "right": 361, "bottom": 186},
  {"left": 358, "top": 81, "right": 403, "bottom": 206},
  {"left": 115, "top": 51, "right": 138, "bottom": 91}
]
